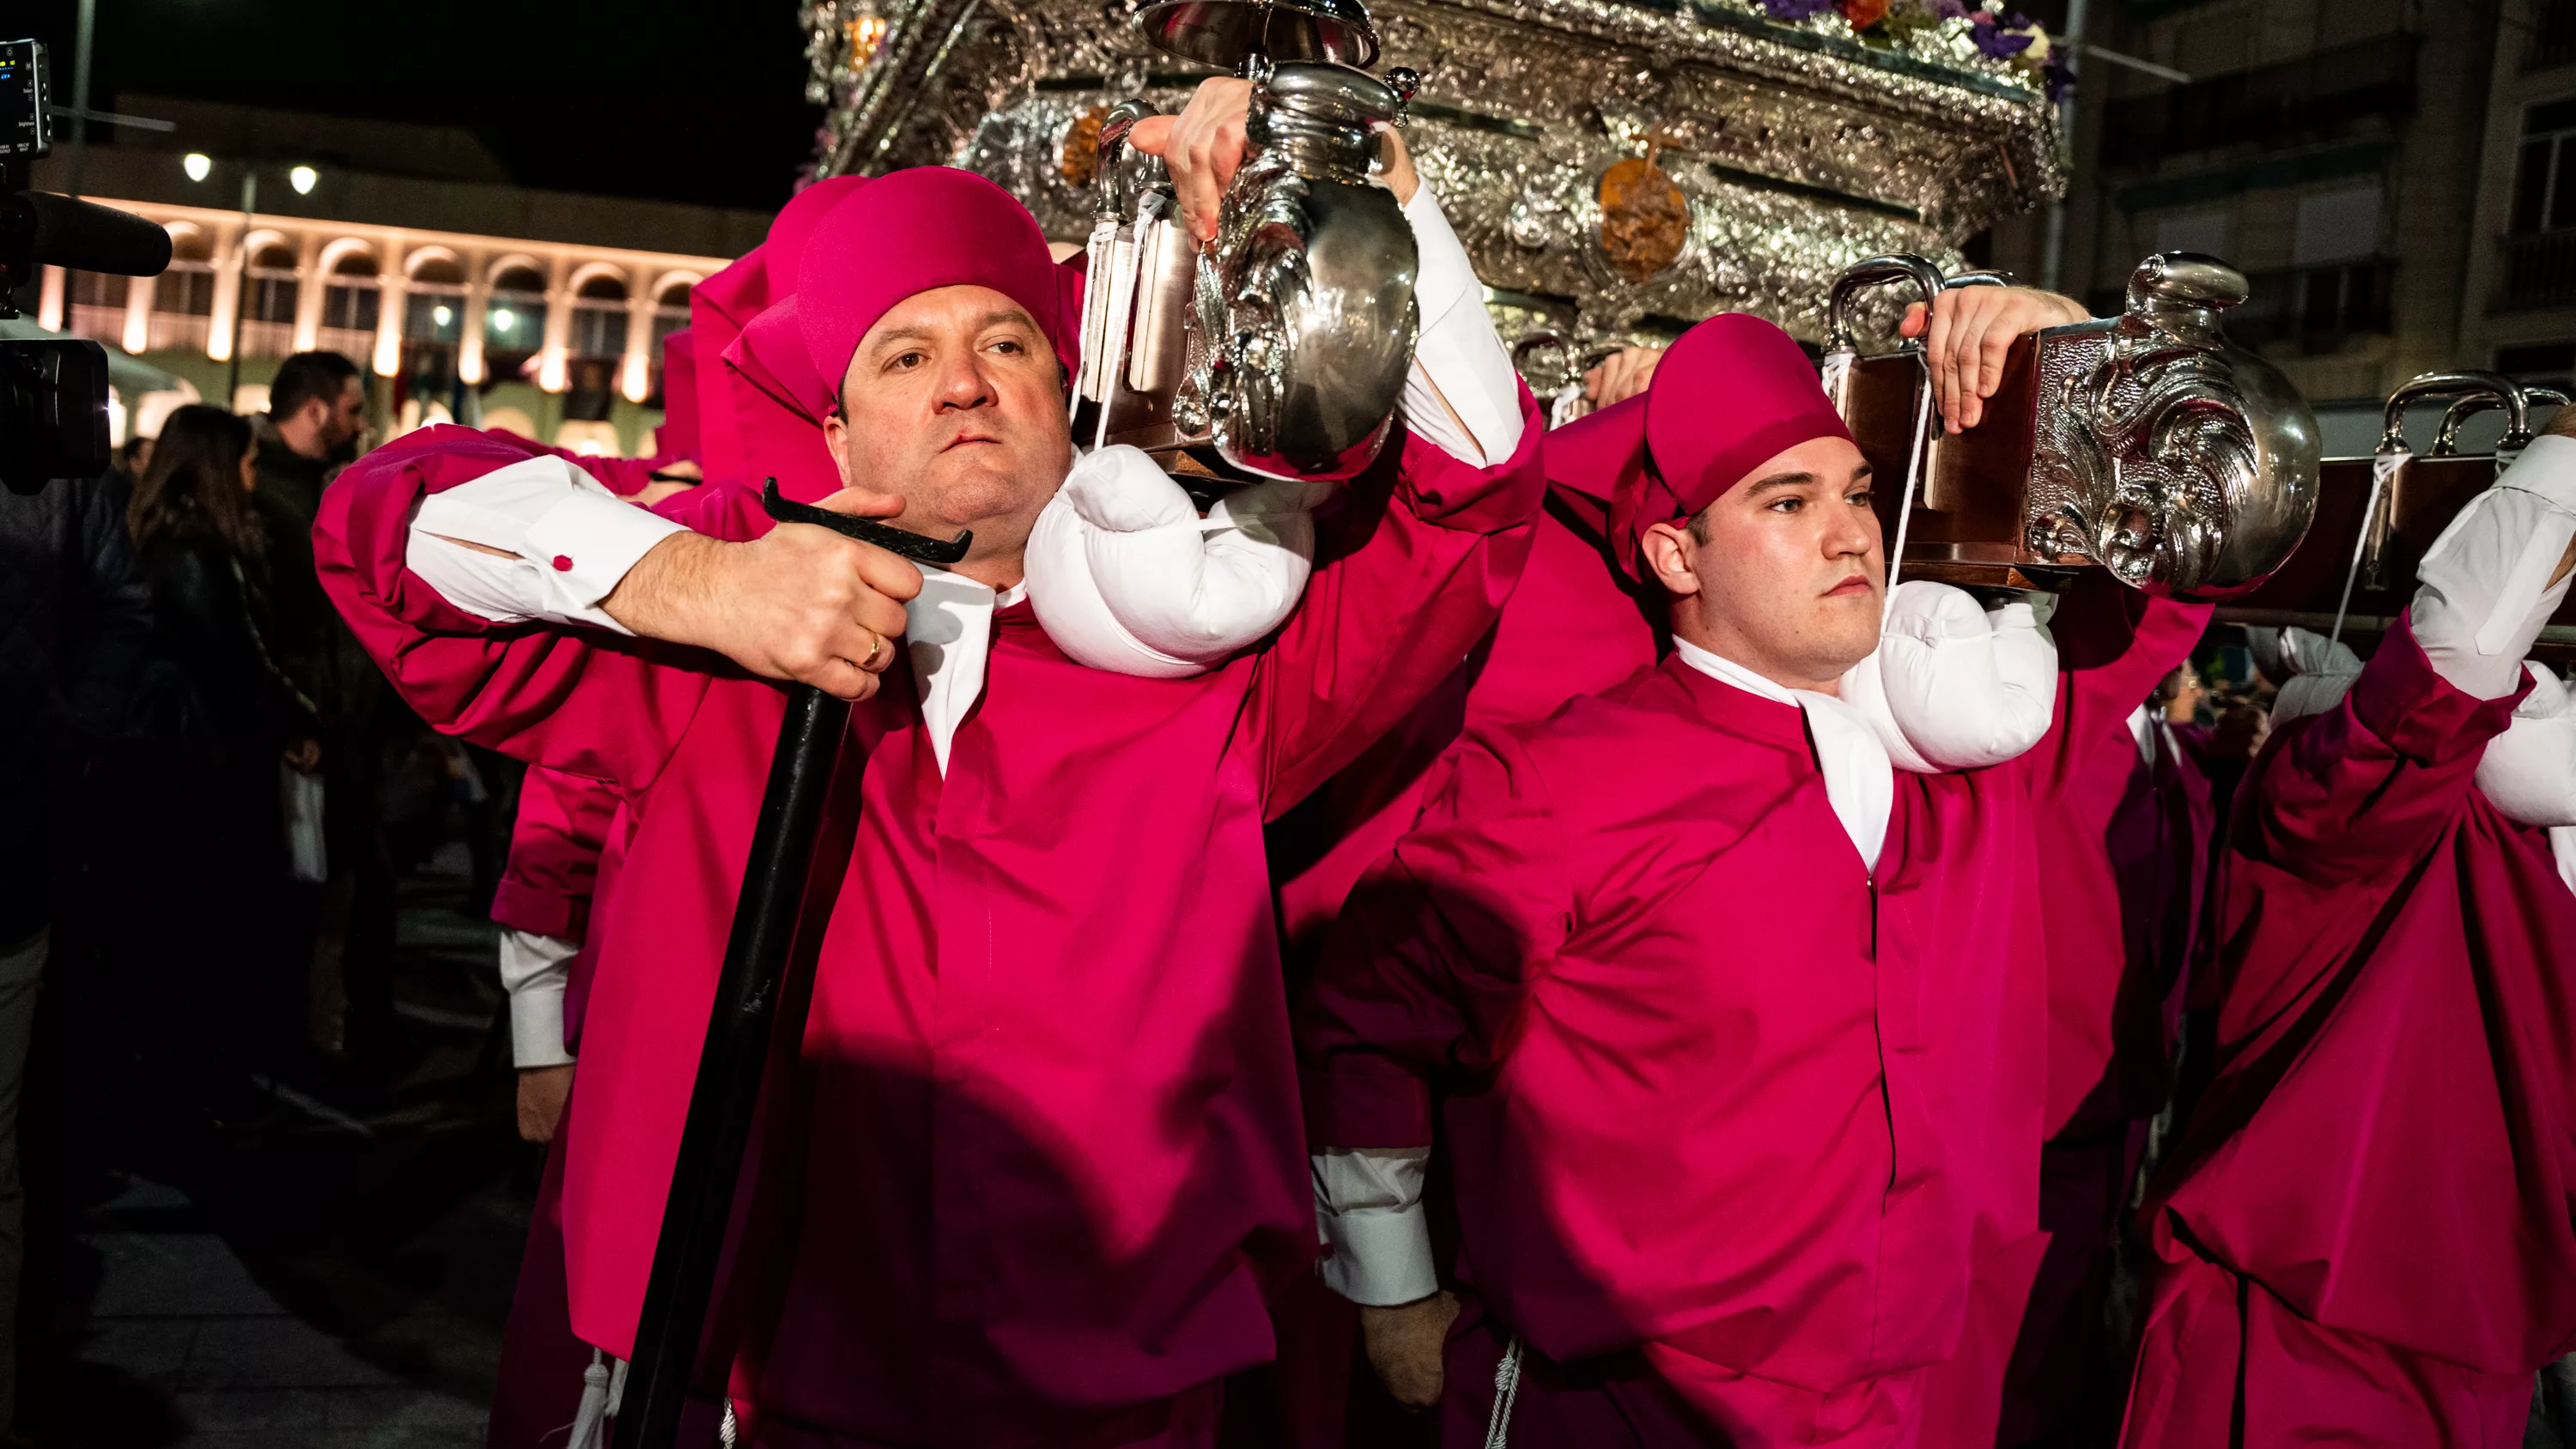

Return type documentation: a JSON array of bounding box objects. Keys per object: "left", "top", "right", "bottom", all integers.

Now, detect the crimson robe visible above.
[
  {"left": 1928, "top": 698, "right": 2214, "bottom": 1445},
  {"left": 314, "top": 403, "right": 1544, "bottom": 1446},
  {"left": 2122, "top": 619, "right": 2576, "bottom": 1446},
  {"left": 489, "top": 765, "right": 621, "bottom": 944},
  {"left": 1298, "top": 577, "right": 2205, "bottom": 1447}
]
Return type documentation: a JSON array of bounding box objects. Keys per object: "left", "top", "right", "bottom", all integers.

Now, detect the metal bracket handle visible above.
[
  {"left": 762, "top": 478, "right": 972, "bottom": 565},
  {"left": 1826, "top": 254, "right": 1947, "bottom": 355}
]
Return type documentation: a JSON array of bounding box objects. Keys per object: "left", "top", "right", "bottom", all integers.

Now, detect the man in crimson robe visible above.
[
  {"left": 1265, "top": 288, "right": 2090, "bottom": 1445},
  {"left": 1297, "top": 312, "right": 2208, "bottom": 1447},
  {"left": 2119, "top": 409, "right": 2576, "bottom": 1445},
  {"left": 315, "top": 86, "right": 1540, "bottom": 1449}
]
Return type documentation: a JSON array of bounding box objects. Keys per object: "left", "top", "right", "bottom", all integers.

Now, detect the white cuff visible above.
[
  {"left": 408, "top": 454, "right": 687, "bottom": 633},
  {"left": 1313, "top": 1148, "right": 1438, "bottom": 1306},
  {"left": 523, "top": 490, "right": 689, "bottom": 622},
  {"left": 498, "top": 929, "right": 578, "bottom": 1069},
  {"left": 1400, "top": 180, "right": 1524, "bottom": 469}
]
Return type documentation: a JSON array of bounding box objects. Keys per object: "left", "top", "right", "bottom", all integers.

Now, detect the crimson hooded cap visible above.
[
  {"left": 1602, "top": 312, "right": 1856, "bottom": 583},
  {"left": 795, "top": 167, "right": 1074, "bottom": 418}
]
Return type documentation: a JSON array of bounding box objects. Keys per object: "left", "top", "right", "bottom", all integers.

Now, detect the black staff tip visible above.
[{"left": 761, "top": 478, "right": 974, "bottom": 566}]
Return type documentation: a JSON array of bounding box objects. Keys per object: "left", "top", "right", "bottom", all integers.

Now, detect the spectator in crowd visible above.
[
  {"left": 255, "top": 352, "right": 368, "bottom": 518},
  {"left": 124, "top": 405, "right": 321, "bottom": 1116},
  {"left": 113, "top": 435, "right": 152, "bottom": 477},
  {"left": 0, "top": 458, "right": 153, "bottom": 1444},
  {"left": 252, "top": 352, "right": 400, "bottom": 1068}
]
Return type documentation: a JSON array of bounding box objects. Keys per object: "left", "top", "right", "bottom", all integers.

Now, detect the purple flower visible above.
[
  {"left": 1762, "top": 0, "right": 1838, "bottom": 18},
  {"left": 1971, "top": 17, "right": 2035, "bottom": 58},
  {"left": 1929, "top": 0, "right": 1971, "bottom": 15},
  {"left": 2043, "top": 56, "right": 2075, "bottom": 102}
]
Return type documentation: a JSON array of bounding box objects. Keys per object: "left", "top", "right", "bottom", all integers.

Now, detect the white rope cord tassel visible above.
[
  {"left": 567, "top": 1349, "right": 613, "bottom": 1449},
  {"left": 1482, "top": 1334, "right": 1526, "bottom": 1449},
  {"left": 1883, "top": 353, "right": 1935, "bottom": 608},
  {"left": 2332, "top": 447, "right": 2409, "bottom": 648},
  {"left": 720, "top": 1397, "right": 741, "bottom": 1447},
  {"left": 1548, "top": 379, "right": 1586, "bottom": 431},
  {"left": 1818, "top": 348, "right": 1855, "bottom": 412}
]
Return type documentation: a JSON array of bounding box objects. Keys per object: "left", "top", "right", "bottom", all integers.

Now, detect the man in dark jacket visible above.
[
  {"left": 252, "top": 351, "right": 396, "bottom": 1065},
  {"left": 0, "top": 468, "right": 151, "bottom": 1440}
]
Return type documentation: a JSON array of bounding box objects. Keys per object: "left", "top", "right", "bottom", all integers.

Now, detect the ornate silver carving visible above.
[
  {"left": 2029, "top": 255, "right": 2320, "bottom": 601},
  {"left": 807, "top": 0, "right": 2062, "bottom": 353},
  {"left": 1184, "top": 63, "right": 1421, "bottom": 477}
]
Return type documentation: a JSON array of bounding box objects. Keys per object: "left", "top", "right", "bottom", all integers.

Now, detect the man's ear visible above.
[
  {"left": 1642, "top": 520, "right": 1704, "bottom": 598},
  {"left": 822, "top": 408, "right": 852, "bottom": 480}
]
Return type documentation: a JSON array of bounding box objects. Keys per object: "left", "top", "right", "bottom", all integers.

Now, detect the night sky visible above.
[{"left": 17, "top": 0, "right": 824, "bottom": 212}]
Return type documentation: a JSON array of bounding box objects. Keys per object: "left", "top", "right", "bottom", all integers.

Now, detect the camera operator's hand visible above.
[{"left": 601, "top": 486, "right": 921, "bottom": 700}]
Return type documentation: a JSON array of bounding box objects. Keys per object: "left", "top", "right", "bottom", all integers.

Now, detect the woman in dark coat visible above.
[{"left": 122, "top": 405, "right": 319, "bottom": 1119}]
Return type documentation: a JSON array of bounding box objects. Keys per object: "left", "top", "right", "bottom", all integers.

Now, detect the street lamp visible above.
[{"left": 181, "top": 155, "right": 323, "bottom": 403}]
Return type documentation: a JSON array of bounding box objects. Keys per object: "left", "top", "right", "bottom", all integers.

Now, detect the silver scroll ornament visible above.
[
  {"left": 2027, "top": 254, "right": 2320, "bottom": 601},
  {"left": 1170, "top": 60, "right": 1421, "bottom": 479}
]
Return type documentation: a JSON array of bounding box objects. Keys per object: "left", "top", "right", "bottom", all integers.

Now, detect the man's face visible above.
[
  {"left": 821, "top": 284, "right": 1072, "bottom": 582},
  {"left": 1645, "top": 435, "right": 1883, "bottom": 692},
  {"left": 324, "top": 375, "right": 368, "bottom": 454}
]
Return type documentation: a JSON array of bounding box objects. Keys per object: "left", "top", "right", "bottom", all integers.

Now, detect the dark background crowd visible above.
[{"left": 0, "top": 349, "right": 541, "bottom": 1447}]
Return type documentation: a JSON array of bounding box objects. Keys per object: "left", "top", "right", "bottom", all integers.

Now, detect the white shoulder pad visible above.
[
  {"left": 1838, "top": 579, "right": 2058, "bottom": 773},
  {"left": 2269, "top": 668, "right": 2362, "bottom": 729},
  {"left": 1024, "top": 446, "right": 1330, "bottom": 678},
  {"left": 2477, "top": 662, "right": 2576, "bottom": 828}
]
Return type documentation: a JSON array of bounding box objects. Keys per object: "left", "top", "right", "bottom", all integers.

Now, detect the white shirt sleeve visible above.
[
  {"left": 404, "top": 454, "right": 689, "bottom": 633},
  {"left": 1400, "top": 180, "right": 1524, "bottom": 469},
  {"left": 2412, "top": 433, "right": 2576, "bottom": 700},
  {"left": 497, "top": 929, "right": 578, "bottom": 1069},
  {"left": 1312, "top": 1147, "right": 1438, "bottom": 1306}
]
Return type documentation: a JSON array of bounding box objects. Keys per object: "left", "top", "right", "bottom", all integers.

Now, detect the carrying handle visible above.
[
  {"left": 762, "top": 478, "right": 972, "bottom": 565},
  {"left": 1825, "top": 254, "right": 1947, "bottom": 355}
]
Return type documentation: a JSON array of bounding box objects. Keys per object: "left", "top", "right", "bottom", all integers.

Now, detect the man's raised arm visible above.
[
  {"left": 314, "top": 426, "right": 919, "bottom": 787},
  {"left": 2245, "top": 414, "right": 2576, "bottom": 886}
]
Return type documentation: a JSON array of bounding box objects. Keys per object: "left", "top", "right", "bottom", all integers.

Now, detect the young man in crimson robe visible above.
[
  {"left": 1263, "top": 287, "right": 2098, "bottom": 1445},
  {"left": 314, "top": 82, "right": 1541, "bottom": 1447},
  {"left": 2119, "top": 409, "right": 2576, "bottom": 1446},
  {"left": 1297, "top": 311, "right": 2208, "bottom": 1447}
]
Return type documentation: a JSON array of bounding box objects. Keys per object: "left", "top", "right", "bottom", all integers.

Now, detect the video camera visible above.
[{"left": 2, "top": 38, "right": 173, "bottom": 494}]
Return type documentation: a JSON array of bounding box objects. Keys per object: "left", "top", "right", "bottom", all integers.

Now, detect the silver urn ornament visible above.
[
  {"left": 1174, "top": 60, "right": 1420, "bottom": 481},
  {"left": 2027, "top": 255, "right": 2320, "bottom": 599},
  {"left": 1826, "top": 252, "right": 2320, "bottom": 602}
]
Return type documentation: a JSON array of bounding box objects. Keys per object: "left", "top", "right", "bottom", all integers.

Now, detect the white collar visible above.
[
  {"left": 904, "top": 569, "right": 1025, "bottom": 774},
  {"left": 1671, "top": 638, "right": 1894, "bottom": 874},
  {"left": 2127, "top": 703, "right": 2159, "bottom": 767}
]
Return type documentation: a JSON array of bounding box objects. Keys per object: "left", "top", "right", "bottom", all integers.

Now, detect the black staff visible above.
[{"left": 617, "top": 480, "right": 969, "bottom": 1449}]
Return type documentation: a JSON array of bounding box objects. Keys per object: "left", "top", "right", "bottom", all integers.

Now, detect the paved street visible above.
[{"left": 21, "top": 854, "right": 533, "bottom": 1449}]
